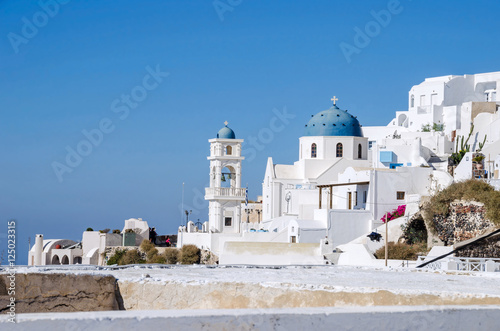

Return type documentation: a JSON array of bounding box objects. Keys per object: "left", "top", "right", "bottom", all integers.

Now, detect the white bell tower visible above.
[{"left": 205, "top": 122, "right": 245, "bottom": 233}]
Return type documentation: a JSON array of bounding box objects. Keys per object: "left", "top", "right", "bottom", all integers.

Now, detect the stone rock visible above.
[{"left": 0, "top": 273, "right": 122, "bottom": 313}]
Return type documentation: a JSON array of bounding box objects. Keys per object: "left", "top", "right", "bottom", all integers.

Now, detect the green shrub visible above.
[
  {"left": 86, "top": 227, "right": 94, "bottom": 232},
  {"left": 374, "top": 242, "right": 428, "bottom": 260},
  {"left": 401, "top": 216, "right": 427, "bottom": 245},
  {"left": 107, "top": 249, "right": 126, "bottom": 265},
  {"left": 180, "top": 245, "right": 200, "bottom": 264},
  {"left": 163, "top": 248, "right": 179, "bottom": 264},
  {"left": 120, "top": 249, "right": 145, "bottom": 265},
  {"left": 112, "top": 229, "right": 121, "bottom": 234}
]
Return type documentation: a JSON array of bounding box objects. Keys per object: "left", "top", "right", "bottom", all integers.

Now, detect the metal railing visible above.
[{"left": 416, "top": 256, "right": 500, "bottom": 272}]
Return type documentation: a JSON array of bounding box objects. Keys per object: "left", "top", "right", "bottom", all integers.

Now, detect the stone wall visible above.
[
  {"left": 0, "top": 273, "right": 122, "bottom": 313},
  {"left": 432, "top": 201, "right": 493, "bottom": 245},
  {"left": 431, "top": 200, "right": 500, "bottom": 257},
  {"left": 456, "top": 234, "right": 500, "bottom": 258}
]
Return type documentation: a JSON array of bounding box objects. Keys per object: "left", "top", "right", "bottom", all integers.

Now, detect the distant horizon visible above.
[{"left": 3, "top": 0, "right": 500, "bottom": 264}]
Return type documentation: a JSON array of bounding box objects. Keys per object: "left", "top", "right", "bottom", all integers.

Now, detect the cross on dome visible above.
[
  {"left": 224, "top": 121, "right": 228, "bottom": 126},
  {"left": 331, "top": 96, "right": 338, "bottom": 105}
]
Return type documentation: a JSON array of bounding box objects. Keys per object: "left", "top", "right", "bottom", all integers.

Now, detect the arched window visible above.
[
  {"left": 410, "top": 95, "right": 414, "bottom": 108},
  {"left": 226, "top": 145, "right": 232, "bottom": 155},
  {"left": 358, "top": 144, "right": 362, "bottom": 159},
  {"left": 311, "top": 143, "right": 317, "bottom": 158},
  {"left": 336, "top": 143, "right": 343, "bottom": 157},
  {"left": 51, "top": 255, "right": 60, "bottom": 265}
]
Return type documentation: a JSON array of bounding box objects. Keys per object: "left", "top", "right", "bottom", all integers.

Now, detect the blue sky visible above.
[{"left": 2, "top": 0, "right": 500, "bottom": 264}]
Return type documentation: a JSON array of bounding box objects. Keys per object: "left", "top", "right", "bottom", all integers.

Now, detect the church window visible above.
[
  {"left": 336, "top": 143, "right": 343, "bottom": 157},
  {"left": 397, "top": 191, "right": 405, "bottom": 200},
  {"left": 311, "top": 143, "right": 317, "bottom": 158},
  {"left": 410, "top": 95, "right": 414, "bottom": 108},
  {"left": 224, "top": 217, "right": 232, "bottom": 227},
  {"left": 226, "top": 146, "right": 232, "bottom": 155},
  {"left": 358, "top": 144, "right": 362, "bottom": 159}
]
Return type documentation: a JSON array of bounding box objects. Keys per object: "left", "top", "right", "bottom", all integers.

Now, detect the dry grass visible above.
[
  {"left": 180, "top": 244, "right": 201, "bottom": 264},
  {"left": 120, "top": 249, "right": 145, "bottom": 265},
  {"left": 163, "top": 248, "right": 179, "bottom": 264},
  {"left": 374, "top": 242, "right": 428, "bottom": 260}
]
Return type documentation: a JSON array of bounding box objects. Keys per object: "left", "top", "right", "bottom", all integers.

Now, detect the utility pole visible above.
[{"left": 385, "top": 213, "right": 388, "bottom": 267}]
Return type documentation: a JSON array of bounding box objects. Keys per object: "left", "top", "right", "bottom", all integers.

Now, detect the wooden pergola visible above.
[{"left": 317, "top": 181, "right": 370, "bottom": 209}]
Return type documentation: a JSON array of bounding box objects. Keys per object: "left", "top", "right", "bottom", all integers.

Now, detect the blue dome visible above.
[
  {"left": 304, "top": 105, "right": 362, "bottom": 137},
  {"left": 217, "top": 125, "right": 235, "bottom": 139}
]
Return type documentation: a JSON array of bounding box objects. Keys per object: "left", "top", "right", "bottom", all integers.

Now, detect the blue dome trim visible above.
[
  {"left": 217, "top": 126, "right": 236, "bottom": 139},
  {"left": 304, "top": 105, "right": 362, "bottom": 137}
]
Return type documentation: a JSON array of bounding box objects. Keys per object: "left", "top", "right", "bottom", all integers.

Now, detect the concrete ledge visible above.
[{"left": 3, "top": 306, "right": 500, "bottom": 330}]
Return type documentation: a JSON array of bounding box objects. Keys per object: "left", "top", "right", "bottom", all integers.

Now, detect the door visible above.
[{"left": 348, "top": 192, "right": 352, "bottom": 210}]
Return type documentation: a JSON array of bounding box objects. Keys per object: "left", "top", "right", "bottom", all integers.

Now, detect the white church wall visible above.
[
  {"left": 295, "top": 158, "right": 337, "bottom": 179},
  {"left": 82, "top": 231, "right": 101, "bottom": 257},
  {"left": 283, "top": 187, "right": 312, "bottom": 216},
  {"left": 327, "top": 210, "right": 372, "bottom": 248},
  {"left": 315, "top": 158, "right": 370, "bottom": 183},
  {"left": 299, "top": 203, "right": 317, "bottom": 220},
  {"left": 177, "top": 232, "right": 213, "bottom": 251},
  {"left": 219, "top": 242, "right": 324, "bottom": 265}
]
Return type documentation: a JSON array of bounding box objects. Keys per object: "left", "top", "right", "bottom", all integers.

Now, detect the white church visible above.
[
  {"left": 178, "top": 70, "right": 500, "bottom": 265},
  {"left": 29, "top": 70, "right": 500, "bottom": 266}
]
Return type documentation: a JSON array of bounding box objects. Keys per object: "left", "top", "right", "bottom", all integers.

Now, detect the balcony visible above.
[
  {"left": 205, "top": 187, "right": 246, "bottom": 200},
  {"left": 417, "top": 105, "right": 431, "bottom": 114}
]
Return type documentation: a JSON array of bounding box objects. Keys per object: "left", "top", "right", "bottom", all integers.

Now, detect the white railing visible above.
[
  {"left": 205, "top": 187, "right": 246, "bottom": 198},
  {"left": 417, "top": 256, "right": 500, "bottom": 272}
]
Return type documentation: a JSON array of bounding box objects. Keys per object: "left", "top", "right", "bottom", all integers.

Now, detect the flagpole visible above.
[{"left": 181, "top": 182, "right": 185, "bottom": 226}]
